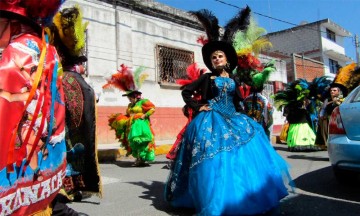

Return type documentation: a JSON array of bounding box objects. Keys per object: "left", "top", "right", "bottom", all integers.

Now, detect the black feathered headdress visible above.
[{"left": 190, "top": 6, "right": 251, "bottom": 73}]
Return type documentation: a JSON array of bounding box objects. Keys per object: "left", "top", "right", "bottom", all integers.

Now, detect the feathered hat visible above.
[
  {"left": 233, "top": 12, "right": 274, "bottom": 92},
  {"left": 330, "top": 62, "right": 359, "bottom": 97},
  {"left": 47, "top": 5, "right": 89, "bottom": 66},
  {"left": 190, "top": 6, "right": 251, "bottom": 73},
  {"left": 102, "top": 64, "right": 148, "bottom": 97},
  {"left": 308, "top": 76, "right": 332, "bottom": 101},
  {"left": 272, "top": 79, "right": 310, "bottom": 111},
  {"left": 0, "top": 0, "right": 65, "bottom": 33}
]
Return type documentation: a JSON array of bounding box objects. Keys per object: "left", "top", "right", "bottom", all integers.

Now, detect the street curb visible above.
[
  {"left": 97, "top": 144, "right": 173, "bottom": 162},
  {"left": 98, "top": 135, "right": 279, "bottom": 162}
]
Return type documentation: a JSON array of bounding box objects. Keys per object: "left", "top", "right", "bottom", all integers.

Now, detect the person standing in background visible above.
[
  {"left": 46, "top": 5, "right": 103, "bottom": 202},
  {"left": 317, "top": 63, "right": 357, "bottom": 149},
  {"left": 243, "top": 61, "right": 275, "bottom": 140},
  {"left": 166, "top": 63, "right": 206, "bottom": 162},
  {"left": 104, "top": 64, "right": 156, "bottom": 167}
]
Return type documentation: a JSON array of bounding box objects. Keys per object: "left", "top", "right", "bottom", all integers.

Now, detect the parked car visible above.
[{"left": 328, "top": 85, "right": 360, "bottom": 183}]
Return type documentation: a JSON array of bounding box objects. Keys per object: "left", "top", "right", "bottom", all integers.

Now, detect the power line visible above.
[{"left": 214, "top": 0, "right": 353, "bottom": 39}]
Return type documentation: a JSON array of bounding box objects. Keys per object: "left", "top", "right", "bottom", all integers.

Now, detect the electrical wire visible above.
[{"left": 214, "top": 0, "right": 353, "bottom": 38}]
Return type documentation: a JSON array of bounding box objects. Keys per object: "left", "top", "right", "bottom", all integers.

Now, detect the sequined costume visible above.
[{"left": 165, "top": 76, "right": 291, "bottom": 215}]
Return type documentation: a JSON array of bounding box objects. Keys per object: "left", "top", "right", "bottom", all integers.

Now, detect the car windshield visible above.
[
  {"left": 347, "top": 86, "right": 360, "bottom": 103},
  {"left": 352, "top": 90, "right": 360, "bottom": 103}
]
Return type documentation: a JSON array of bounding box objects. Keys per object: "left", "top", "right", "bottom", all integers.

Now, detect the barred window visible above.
[{"left": 156, "top": 45, "right": 194, "bottom": 84}]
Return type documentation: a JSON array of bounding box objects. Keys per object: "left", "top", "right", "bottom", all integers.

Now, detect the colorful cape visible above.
[{"left": 0, "top": 34, "right": 66, "bottom": 215}]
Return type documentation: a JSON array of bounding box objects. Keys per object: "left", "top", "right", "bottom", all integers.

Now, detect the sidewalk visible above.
[{"left": 97, "top": 135, "right": 280, "bottom": 162}]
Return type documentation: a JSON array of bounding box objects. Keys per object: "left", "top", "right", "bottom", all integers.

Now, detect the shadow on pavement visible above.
[
  {"left": 287, "top": 154, "right": 329, "bottom": 162},
  {"left": 128, "top": 180, "right": 196, "bottom": 216},
  {"left": 102, "top": 158, "right": 170, "bottom": 168},
  {"left": 294, "top": 166, "right": 360, "bottom": 202},
  {"left": 273, "top": 145, "right": 289, "bottom": 152},
  {"left": 280, "top": 193, "right": 360, "bottom": 216},
  {"left": 279, "top": 166, "right": 360, "bottom": 215}
]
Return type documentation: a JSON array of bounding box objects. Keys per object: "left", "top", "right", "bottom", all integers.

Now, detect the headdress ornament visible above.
[
  {"left": 0, "top": 0, "right": 65, "bottom": 32},
  {"left": 330, "top": 62, "right": 360, "bottom": 97},
  {"left": 190, "top": 6, "right": 251, "bottom": 73},
  {"left": 233, "top": 12, "right": 274, "bottom": 92},
  {"left": 308, "top": 76, "right": 332, "bottom": 101},
  {"left": 46, "top": 4, "right": 88, "bottom": 66},
  {"left": 176, "top": 63, "right": 207, "bottom": 87},
  {"left": 102, "top": 64, "right": 148, "bottom": 97},
  {"left": 272, "top": 79, "right": 310, "bottom": 111}
]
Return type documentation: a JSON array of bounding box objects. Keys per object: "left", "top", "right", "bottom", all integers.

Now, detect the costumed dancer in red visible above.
[
  {"left": 165, "top": 63, "right": 207, "bottom": 161},
  {"left": 0, "top": 0, "right": 89, "bottom": 215}
]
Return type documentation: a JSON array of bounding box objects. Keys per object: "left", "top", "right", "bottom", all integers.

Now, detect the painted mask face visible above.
[{"left": 211, "top": 50, "right": 228, "bottom": 69}]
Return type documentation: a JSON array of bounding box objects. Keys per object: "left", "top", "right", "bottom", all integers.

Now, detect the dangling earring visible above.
[{"left": 224, "top": 62, "right": 230, "bottom": 70}]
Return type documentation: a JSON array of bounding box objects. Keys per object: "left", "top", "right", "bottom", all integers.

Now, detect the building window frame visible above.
[
  {"left": 156, "top": 44, "right": 194, "bottom": 87},
  {"left": 329, "top": 58, "right": 338, "bottom": 74},
  {"left": 326, "top": 29, "right": 336, "bottom": 42}
]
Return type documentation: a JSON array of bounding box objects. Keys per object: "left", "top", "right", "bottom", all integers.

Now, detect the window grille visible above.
[{"left": 156, "top": 45, "right": 194, "bottom": 84}]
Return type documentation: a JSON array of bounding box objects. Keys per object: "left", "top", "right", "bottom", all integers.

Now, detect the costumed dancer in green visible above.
[
  {"left": 273, "top": 79, "right": 321, "bottom": 151},
  {"left": 103, "top": 64, "right": 156, "bottom": 166},
  {"left": 46, "top": 5, "right": 103, "bottom": 201}
]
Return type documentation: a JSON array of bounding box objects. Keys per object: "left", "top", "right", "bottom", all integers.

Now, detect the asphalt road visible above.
[{"left": 68, "top": 143, "right": 360, "bottom": 216}]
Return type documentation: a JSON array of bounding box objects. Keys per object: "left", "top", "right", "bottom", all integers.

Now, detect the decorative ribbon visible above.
[{"left": 7, "top": 30, "right": 47, "bottom": 173}]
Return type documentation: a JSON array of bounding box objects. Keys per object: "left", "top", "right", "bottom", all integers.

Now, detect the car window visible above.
[{"left": 351, "top": 89, "right": 360, "bottom": 103}]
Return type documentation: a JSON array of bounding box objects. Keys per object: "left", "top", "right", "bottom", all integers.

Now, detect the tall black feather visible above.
[
  {"left": 189, "top": 9, "right": 220, "bottom": 42},
  {"left": 223, "top": 6, "right": 251, "bottom": 43}
]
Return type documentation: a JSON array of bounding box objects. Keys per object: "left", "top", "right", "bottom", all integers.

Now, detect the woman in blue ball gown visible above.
[{"left": 164, "top": 40, "right": 292, "bottom": 216}]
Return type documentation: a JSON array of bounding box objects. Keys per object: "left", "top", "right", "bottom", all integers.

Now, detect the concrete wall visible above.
[
  {"left": 267, "top": 20, "right": 351, "bottom": 81},
  {"left": 267, "top": 24, "right": 321, "bottom": 57},
  {"left": 60, "top": 0, "right": 290, "bottom": 144},
  {"left": 61, "top": 0, "right": 204, "bottom": 144}
]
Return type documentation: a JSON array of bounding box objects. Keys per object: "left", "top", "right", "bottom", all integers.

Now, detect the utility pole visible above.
[{"left": 355, "top": 34, "right": 360, "bottom": 66}]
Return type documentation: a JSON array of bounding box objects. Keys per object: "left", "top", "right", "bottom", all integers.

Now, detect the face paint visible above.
[{"left": 211, "top": 50, "right": 228, "bottom": 69}]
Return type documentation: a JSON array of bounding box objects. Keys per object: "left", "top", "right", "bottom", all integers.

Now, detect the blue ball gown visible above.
[{"left": 165, "top": 76, "right": 292, "bottom": 216}]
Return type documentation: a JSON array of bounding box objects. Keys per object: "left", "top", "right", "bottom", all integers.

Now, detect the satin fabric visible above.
[{"left": 165, "top": 77, "right": 291, "bottom": 215}]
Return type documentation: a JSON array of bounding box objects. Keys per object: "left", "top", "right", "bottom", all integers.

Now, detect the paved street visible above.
[{"left": 69, "top": 143, "right": 360, "bottom": 216}]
